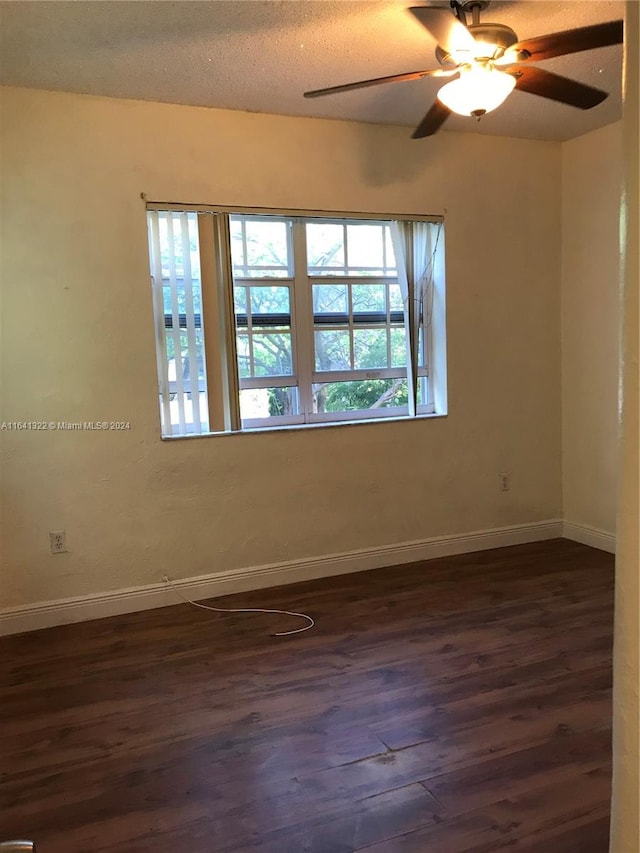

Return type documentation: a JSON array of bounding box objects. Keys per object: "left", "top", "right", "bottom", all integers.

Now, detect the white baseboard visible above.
[
  {"left": 563, "top": 520, "right": 616, "bottom": 554},
  {"left": 0, "top": 519, "right": 563, "bottom": 637}
]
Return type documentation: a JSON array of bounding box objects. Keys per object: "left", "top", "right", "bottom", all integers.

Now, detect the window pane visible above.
[
  {"left": 234, "top": 286, "right": 247, "bottom": 315},
  {"left": 230, "top": 218, "right": 245, "bottom": 270},
  {"left": 245, "top": 219, "right": 289, "bottom": 271},
  {"left": 250, "top": 286, "right": 290, "bottom": 315},
  {"left": 230, "top": 216, "right": 290, "bottom": 278},
  {"left": 353, "top": 329, "right": 388, "bottom": 369},
  {"left": 235, "top": 333, "right": 251, "bottom": 379},
  {"left": 240, "top": 386, "right": 300, "bottom": 420},
  {"left": 346, "top": 223, "right": 384, "bottom": 269},
  {"left": 236, "top": 330, "right": 293, "bottom": 378},
  {"left": 162, "top": 287, "right": 172, "bottom": 315},
  {"left": 384, "top": 226, "right": 397, "bottom": 271},
  {"left": 417, "top": 376, "right": 427, "bottom": 406},
  {"left": 314, "top": 329, "right": 351, "bottom": 371},
  {"left": 352, "top": 283, "right": 386, "bottom": 314},
  {"left": 390, "top": 327, "right": 408, "bottom": 367},
  {"left": 306, "top": 222, "right": 345, "bottom": 271},
  {"left": 389, "top": 283, "right": 403, "bottom": 311},
  {"left": 313, "top": 284, "right": 348, "bottom": 315},
  {"left": 313, "top": 378, "right": 408, "bottom": 413},
  {"left": 418, "top": 325, "right": 426, "bottom": 367},
  {"left": 252, "top": 332, "right": 293, "bottom": 376}
]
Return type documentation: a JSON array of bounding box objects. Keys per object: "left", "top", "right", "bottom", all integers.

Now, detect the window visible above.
[{"left": 147, "top": 207, "right": 446, "bottom": 437}]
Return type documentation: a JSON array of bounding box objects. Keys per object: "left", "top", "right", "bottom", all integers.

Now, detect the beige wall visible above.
[
  {"left": 0, "top": 86, "right": 563, "bottom": 609},
  {"left": 561, "top": 122, "right": 622, "bottom": 536}
]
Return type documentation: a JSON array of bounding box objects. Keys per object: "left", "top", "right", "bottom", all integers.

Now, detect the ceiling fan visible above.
[{"left": 303, "top": 1, "right": 623, "bottom": 138}]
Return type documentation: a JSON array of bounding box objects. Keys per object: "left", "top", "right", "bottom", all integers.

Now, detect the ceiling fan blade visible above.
[
  {"left": 512, "top": 66, "right": 609, "bottom": 109},
  {"left": 412, "top": 100, "right": 452, "bottom": 138},
  {"left": 304, "top": 68, "right": 454, "bottom": 99},
  {"left": 409, "top": 6, "right": 476, "bottom": 55},
  {"left": 508, "top": 20, "right": 623, "bottom": 63}
]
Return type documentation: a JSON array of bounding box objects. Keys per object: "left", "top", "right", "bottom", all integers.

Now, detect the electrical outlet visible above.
[
  {"left": 49, "top": 530, "right": 67, "bottom": 554},
  {"left": 498, "top": 473, "right": 510, "bottom": 492}
]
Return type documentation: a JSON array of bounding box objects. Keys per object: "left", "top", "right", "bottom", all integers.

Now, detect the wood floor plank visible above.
[
  {"left": 371, "top": 665, "right": 611, "bottom": 751},
  {"left": 356, "top": 766, "right": 611, "bottom": 852},
  {"left": 419, "top": 727, "right": 611, "bottom": 816},
  {"left": 225, "top": 784, "right": 444, "bottom": 853},
  {"left": 516, "top": 813, "right": 611, "bottom": 853},
  {"left": 0, "top": 539, "right": 614, "bottom": 852}
]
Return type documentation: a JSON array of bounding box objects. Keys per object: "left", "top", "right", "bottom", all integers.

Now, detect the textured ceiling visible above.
[{"left": 0, "top": 0, "right": 624, "bottom": 142}]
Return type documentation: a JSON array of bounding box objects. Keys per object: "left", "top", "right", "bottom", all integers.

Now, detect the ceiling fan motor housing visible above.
[
  {"left": 459, "top": 0, "right": 491, "bottom": 9},
  {"left": 436, "top": 23, "right": 519, "bottom": 65}
]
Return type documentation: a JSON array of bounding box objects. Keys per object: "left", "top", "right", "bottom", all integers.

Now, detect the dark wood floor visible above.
[{"left": 0, "top": 539, "right": 614, "bottom": 853}]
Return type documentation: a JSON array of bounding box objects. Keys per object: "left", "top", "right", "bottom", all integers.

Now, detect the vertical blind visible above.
[{"left": 147, "top": 210, "right": 209, "bottom": 436}]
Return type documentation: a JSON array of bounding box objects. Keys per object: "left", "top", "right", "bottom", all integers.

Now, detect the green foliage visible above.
[
  {"left": 268, "top": 388, "right": 287, "bottom": 416},
  {"left": 320, "top": 379, "right": 408, "bottom": 413}
]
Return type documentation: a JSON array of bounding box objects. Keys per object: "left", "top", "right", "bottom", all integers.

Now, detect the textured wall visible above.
[
  {"left": 0, "top": 87, "right": 563, "bottom": 608},
  {"left": 561, "top": 121, "right": 622, "bottom": 536}
]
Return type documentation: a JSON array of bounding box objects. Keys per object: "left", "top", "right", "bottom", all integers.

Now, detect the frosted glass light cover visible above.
[{"left": 437, "top": 66, "right": 516, "bottom": 116}]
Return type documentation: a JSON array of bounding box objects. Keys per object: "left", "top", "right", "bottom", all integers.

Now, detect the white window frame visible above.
[{"left": 147, "top": 204, "right": 446, "bottom": 437}]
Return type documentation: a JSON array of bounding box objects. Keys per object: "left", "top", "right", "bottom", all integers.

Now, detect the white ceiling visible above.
[{"left": 0, "top": 0, "right": 624, "bottom": 142}]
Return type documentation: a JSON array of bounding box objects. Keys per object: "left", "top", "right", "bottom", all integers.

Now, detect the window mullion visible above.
[{"left": 291, "top": 219, "right": 314, "bottom": 419}]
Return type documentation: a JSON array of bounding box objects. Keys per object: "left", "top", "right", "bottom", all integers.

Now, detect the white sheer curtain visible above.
[{"left": 390, "top": 220, "right": 441, "bottom": 416}]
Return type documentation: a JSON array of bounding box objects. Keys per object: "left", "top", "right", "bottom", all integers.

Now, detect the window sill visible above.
[{"left": 160, "top": 411, "right": 448, "bottom": 441}]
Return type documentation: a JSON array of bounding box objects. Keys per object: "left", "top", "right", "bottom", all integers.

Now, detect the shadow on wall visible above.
[{"left": 350, "top": 111, "right": 450, "bottom": 189}]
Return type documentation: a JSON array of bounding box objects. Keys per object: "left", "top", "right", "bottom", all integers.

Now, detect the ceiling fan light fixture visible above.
[
  {"left": 468, "top": 22, "right": 520, "bottom": 59},
  {"left": 473, "top": 41, "right": 500, "bottom": 59},
  {"left": 306, "top": 7, "right": 623, "bottom": 139},
  {"left": 437, "top": 64, "right": 516, "bottom": 117}
]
